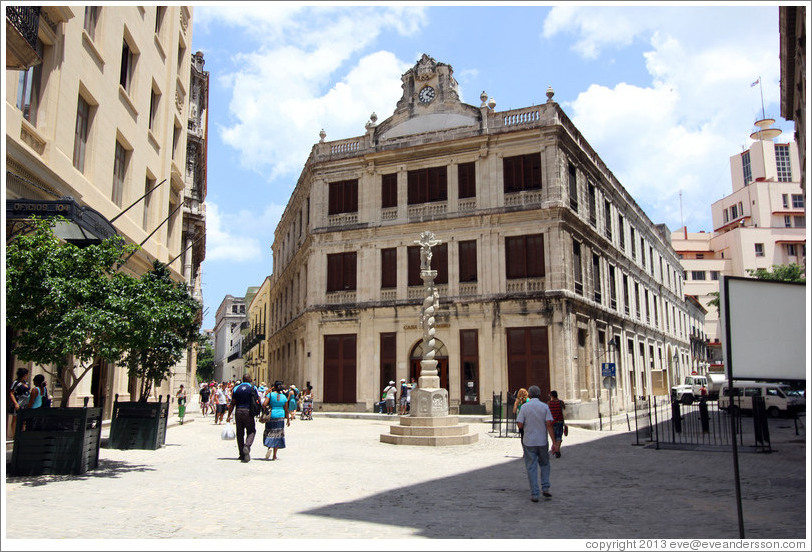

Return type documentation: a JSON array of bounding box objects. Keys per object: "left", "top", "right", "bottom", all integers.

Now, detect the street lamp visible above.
[{"left": 673, "top": 352, "right": 680, "bottom": 384}]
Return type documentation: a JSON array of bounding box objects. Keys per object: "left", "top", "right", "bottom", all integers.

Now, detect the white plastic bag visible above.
[{"left": 221, "top": 422, "right": 235, "bottom": 440}]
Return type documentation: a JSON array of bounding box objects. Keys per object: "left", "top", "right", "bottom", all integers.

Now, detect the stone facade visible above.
[
  {"left": 171, "top": 50, "right": 209, "bottom": 394},
  {"left": 780, "top": 6, "right": 806, "bottom": 202},
  {"left": 261, "top": 55, "right": 691, "bottom": 419},
  {"left": 5, "top": 6, "right": 194, "bottom": 417},
  {"left": 213, "top": 295, "right": 246, "bottom": 383},
  {"left": 244, "top": 276, "right": 272, "bottom": 386}
]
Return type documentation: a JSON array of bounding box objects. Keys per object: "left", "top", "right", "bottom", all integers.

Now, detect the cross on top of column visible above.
[{"left": 415, "top": 231, "right": 441, "bottom": 271}]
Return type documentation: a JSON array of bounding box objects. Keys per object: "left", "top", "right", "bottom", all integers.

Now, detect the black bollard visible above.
[
  {"left": 699, "top": 398, "right": 710, "bottom": 433},
  {"left": 672, "top": 399, "right": 682, "bottom": 434}
]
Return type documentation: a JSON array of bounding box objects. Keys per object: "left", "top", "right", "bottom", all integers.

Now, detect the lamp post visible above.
[
  {"left": 673, "top": 352, "right": 680, "bottom": 387},
  {"left": 595, "top": 336, "right": 618, "bottom": 430}
]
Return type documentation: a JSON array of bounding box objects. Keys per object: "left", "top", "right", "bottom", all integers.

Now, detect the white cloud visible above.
[
  {"left": 205, "top": 202, "right": 284, "bottom": 263},
  {"left": 208, "top": 6, "right": 426, "bottom": 180},
  {"left": 547, "top": 6, "right": 782, "bottom": 231}
]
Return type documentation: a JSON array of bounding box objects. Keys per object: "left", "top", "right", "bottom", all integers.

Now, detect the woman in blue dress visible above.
[{"left": 262, "top": 381, "right": 290, "bottom": 460}]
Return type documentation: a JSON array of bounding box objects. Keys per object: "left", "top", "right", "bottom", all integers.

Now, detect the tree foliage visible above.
[
  {"left": 746, "top": 263, "right": 806, "bottom": 283},
  {"left": 196, "top": 337, "right": 215, "bottom": 383},
  {"left": 6, "top": 218, "right": 202, "bottom": 406},
  {"left": 121, "top": 260, "right": 202, "bottom": 402},
  {"left": 6, "top": 218, "right": 138, "bottom": 407}
]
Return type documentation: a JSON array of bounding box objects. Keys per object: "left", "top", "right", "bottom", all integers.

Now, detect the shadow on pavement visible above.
[
  {"left": 5, "top": 458, "right": 156, "bottom": 487},
  {"left": 302, "top": 428, "right": 806, "bottom": 539}
]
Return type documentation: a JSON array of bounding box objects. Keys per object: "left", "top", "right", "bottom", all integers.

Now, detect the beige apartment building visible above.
[
  {"left": 252, "top": 54, "right": 692, "bottom": 419},
  {"left": 672, "top": 121, "right": 805, "bottom": 369},
  {"left": 5, "top": 6, "right": 196, "bottom": 417},
  {"left": 244, "top": 276, "right": 272, "bottom": 386}
]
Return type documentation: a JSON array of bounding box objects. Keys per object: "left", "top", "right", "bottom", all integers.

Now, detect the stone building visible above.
[
  {"left": 259, "top": 54, "right": 691, "bottom": 418},
  {"left": 170, "top": 50, "right": 209, "bottom": 394},
  {"left": 780, "top": 6, "right": 806, "bottom": 201},
  {"left": 243, "top": 276, "right": 272, "bottom": 386},
  {"left": 5, "top": 6, "right": 195, "bottom": 416},
  {"left": 213, "top": 295, "right": 246, "bottom": 383}
]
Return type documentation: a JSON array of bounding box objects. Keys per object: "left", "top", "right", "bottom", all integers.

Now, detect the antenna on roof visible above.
[{"left": 679, "top": 190, "right": 686, "bottom": 239}]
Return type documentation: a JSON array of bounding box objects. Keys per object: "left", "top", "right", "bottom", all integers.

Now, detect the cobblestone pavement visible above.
[{"left": 3, "top": 405, "right": 809, "bottom": 544}]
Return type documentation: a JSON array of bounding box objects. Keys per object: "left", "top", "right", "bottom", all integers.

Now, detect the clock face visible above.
[{"left": 418, "top": 86, "right": 435, "bottom": 104}]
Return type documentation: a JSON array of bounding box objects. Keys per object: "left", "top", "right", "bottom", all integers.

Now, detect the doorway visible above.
[
  {"left": 506, "top": 327, "right": 551, "bottom": 400},
  {"left": 410, "top": 339, "right": 448, "bottom": 390}
]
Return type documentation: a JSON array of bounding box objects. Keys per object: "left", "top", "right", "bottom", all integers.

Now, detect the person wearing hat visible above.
[{"left": 383, "top": 380, "right": 398, "bottom": 415}]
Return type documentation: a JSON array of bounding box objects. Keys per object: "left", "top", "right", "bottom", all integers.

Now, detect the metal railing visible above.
[
  {"left": 491, "top": 391, "right": 519, "bottom": 438},
  {"left": 631, "top": 395, "right": 781, "bottom": 452},
  {"left": 7, "top": 6, "right": 41, "bottom": 52}
]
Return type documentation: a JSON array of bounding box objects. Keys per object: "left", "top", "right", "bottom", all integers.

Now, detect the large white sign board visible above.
[{"left": 720, "top": 276, "right": 806, "bottom": 381}]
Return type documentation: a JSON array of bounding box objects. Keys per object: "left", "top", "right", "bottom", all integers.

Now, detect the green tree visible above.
[
  {"left": 196, "top": 338, "right": 215, "bottom": 383},
  {"left": 121, "top": 260, "right": 202, "bottom": 402},
  {"left": 746, "top": 263, "right": 806, "bottom": 283},
  {"left": 6, "top": 218, "right": 138, "bottom": 407}
]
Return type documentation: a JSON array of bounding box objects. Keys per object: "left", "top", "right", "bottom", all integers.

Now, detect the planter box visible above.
[
  {"left": 10, "top": 402, "right": 103, "bottom": 476},
  {"left": 108, "top": 395, "right": 170, "bottom": 450}
]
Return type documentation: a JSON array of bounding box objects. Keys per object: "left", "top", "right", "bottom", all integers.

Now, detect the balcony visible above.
[
  {"left": 506, "top": 278, "right": 545, "bottom": 293},
  {"left": 504, "top": 190, "right": 542, "bottom": 208},
  {"left": 6, "top": 6, "right": 41, "bottom": 70},
  {"left": 242, "top": 323, "right": 265, "bottom": 351}
]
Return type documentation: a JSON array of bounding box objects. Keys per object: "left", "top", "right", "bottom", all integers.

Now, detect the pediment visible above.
[{"left": 380, "top": 112, "right": 478, "bottom": 140}]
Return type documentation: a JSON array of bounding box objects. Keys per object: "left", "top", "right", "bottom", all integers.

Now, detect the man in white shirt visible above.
[
  {"left": 383, "top": 381, "right": 398, "bottom": 415},
  {"left": 516, "top": 385, "right": 559, "bottom": 502}
]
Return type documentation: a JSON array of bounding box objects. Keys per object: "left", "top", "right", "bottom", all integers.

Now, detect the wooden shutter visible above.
[
  {"left": 381, "top": 173, "right": 397, "bottom": 208},
  {"left": 458, "top": 240, "right": 477, "bottom": 282},
  {"left": 458, "top": 162, "right": 476, "bottom": 199},
  {"left": 381, "top": 248, "right": 397, "bottom": 289}
]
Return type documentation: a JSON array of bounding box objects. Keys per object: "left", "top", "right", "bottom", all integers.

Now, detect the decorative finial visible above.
[
  {"left": 487, "top": 97, "right": 496, "bottom": 110},
  {"left": 480, "top": 91, "right": 488, "bottom": 107},
  {"left": 319, "top": 129, "right": 326, "bottom": 142},
  {"left": 370, "top": 112, "right": 378, "bottom": 124},
  {"left": 546, "top": 86, "right": 555, "bottom": 102}
]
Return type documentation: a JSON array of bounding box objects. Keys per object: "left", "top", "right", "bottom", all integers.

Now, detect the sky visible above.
[{"left": 191, "top": 2, "right": 796, "bottom": 330}]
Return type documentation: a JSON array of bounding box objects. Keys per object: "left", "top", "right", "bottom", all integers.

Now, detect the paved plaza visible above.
[{"left": 3, "top": 404, "right": 809, "bottom": 543}]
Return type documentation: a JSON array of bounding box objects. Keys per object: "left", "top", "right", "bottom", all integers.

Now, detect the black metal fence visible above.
[
  {"left": 632, "top": 395, "right": 777, "bottom": 452},
  {"left": 491, "top": 391, "right": 520, "bottom": 438}
]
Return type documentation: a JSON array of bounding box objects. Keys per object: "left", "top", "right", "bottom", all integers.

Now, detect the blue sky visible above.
[{"left": 191, "top": 3, "right": 793, "bottom": 330}]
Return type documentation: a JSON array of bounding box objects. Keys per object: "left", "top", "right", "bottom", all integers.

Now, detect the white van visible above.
[{"left": 718, "top": 381, "right": 799, "bottom": 417}]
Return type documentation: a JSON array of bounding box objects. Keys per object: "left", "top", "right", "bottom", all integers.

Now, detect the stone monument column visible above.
[
  {"left": 380, "top": 231, "right": 477, "bottom": 446},
  {"left": 411, "top": 231, "right": 449, "bottom": 417}
]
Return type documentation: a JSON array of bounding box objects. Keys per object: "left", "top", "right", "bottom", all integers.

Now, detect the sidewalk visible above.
[{"left": 4, "top": 406, "right": 809, "bottom": 541}]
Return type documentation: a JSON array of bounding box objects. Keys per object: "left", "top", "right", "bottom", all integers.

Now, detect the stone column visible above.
[{"left": 410, "top": 230, "right": 449, "bottom": 417}]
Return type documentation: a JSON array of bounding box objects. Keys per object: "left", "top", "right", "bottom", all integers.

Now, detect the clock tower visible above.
[
  {"left": 375, "top": 54, "right": 480, "bottom": 141},
  {"left": 395, "top": 53, "right": 461, "bottom": 111}
]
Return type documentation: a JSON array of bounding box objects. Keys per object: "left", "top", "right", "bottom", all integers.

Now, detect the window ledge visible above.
[
  {"left": 81, "top": 30, "right": 105, "bottom": 68},
  {"left": 118, "top": 85, "right": 139, "bottom": 119},
  {"left": 154, "top": 34, "right": 167, "bottom": 63},
  {"left": 20, "top": 119, "right": 47, "bottom": 155},
  {"left": 148, "top": 129, "right": 161, "bottom": 153}
]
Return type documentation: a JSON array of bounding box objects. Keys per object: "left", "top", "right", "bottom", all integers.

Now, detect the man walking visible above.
[
  {"left": 548, "top": 390, "right": 566, "bottom": 458},
  {"left": 227, "top": 374, "right": 259, "bottom": 463},
  {"left": 515, "top": 385, "right": 559, "bottom": 502}
]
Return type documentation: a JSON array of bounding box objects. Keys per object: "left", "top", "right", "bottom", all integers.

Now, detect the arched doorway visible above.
[{"left": 410, "top": 339, "right": 449, "bottom": 391}]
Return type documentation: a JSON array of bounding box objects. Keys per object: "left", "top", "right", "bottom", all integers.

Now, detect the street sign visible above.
[
  {"left": 602, "top": 376, "right": 616, "bottom": 390},
  {"left": 601, "top": 362, "right": 616, "bottom": 377}
]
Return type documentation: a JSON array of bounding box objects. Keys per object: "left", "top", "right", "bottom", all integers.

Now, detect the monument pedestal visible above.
[{"left": 380, "top": 362, "right": 478, "bottom": 446}]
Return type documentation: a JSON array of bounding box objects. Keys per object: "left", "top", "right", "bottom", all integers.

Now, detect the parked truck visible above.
[{"left": 671, "top": 373, "right": 726, "bottom": 404}]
